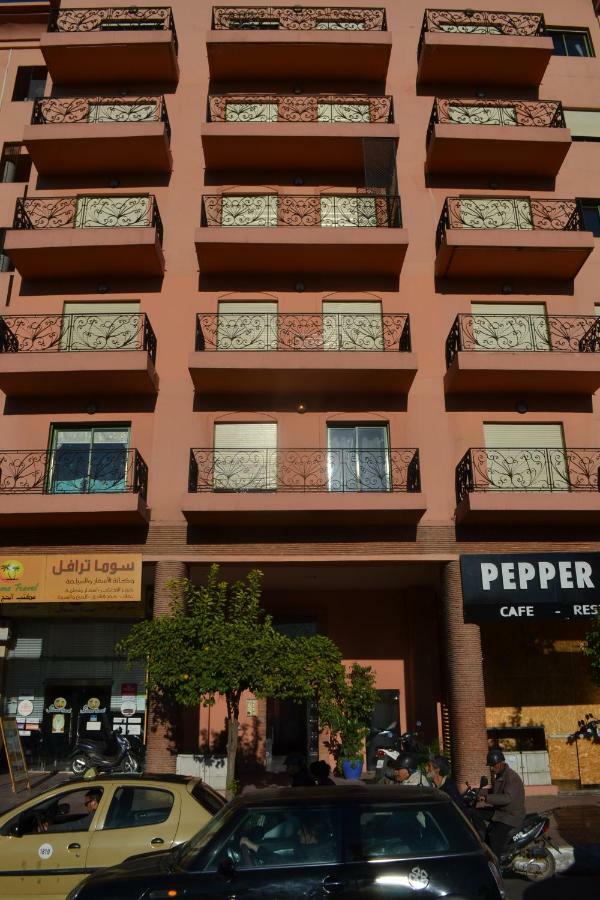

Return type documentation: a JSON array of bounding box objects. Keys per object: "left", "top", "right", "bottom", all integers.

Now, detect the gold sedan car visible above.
[{"left": 0, "top": 774, "right": 225, "bottom": 900}]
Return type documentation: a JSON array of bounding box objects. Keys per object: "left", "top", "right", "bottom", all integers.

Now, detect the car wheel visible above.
[
  {"left": 525, "top": 849, "right": 556, "bottom": 882},
  {"left": 71, "top": 755, "right": 89, "bottom": 776}
]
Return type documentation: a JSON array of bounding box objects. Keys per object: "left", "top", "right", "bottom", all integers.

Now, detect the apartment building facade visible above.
[{"left": 0, "top": 0, "right": 599, "bottom": 790}]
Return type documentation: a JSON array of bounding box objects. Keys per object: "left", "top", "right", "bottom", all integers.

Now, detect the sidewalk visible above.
[{"left": 523, "top": 790, "right": 600, "bottom": 875}]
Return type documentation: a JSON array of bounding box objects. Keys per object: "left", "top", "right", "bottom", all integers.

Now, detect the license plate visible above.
[{"left": 376, "top": 759, "right": 384, "bottom": 768}]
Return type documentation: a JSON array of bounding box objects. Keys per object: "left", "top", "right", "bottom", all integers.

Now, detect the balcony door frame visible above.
[{"left": 46, "top": 425, "right": 131, "bottom": 495}]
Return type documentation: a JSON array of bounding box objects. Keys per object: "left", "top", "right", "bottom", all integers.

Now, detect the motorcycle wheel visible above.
[
  {"left": 123, "top": 754, "right": 140, "bottom": 774},
  {"left": 525, "top": 849, "right": 556, "bottom": 882},
  {"left": 71, "top": 755, "right": 90, "bottom": 776}
]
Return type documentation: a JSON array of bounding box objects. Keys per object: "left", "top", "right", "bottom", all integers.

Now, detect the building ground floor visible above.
[{"left": 1, "top": 549, "right": 599, "bottom": 791}]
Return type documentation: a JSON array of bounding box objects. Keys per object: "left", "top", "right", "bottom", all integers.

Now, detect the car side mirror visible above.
[
  {"left": 218, "top": 857, "right": 235, "bottom": 879},
  {"left": 479, "top": 776, "right": 489, "bottom": 789}
]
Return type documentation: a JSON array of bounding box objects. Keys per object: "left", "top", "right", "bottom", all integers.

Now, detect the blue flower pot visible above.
[{"left": 342, "top": 759, "right": 363, "bottom": 780}]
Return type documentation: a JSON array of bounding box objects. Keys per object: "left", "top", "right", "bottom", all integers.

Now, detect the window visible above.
[
  {"left": 191, "top": 783, "right": 226, "bottom": 816},
  {"left": 103, "top": 787, "right": 174, "bottom": 831},
  {"left": 217, "top": 301, "right": 278, "bottom": 351},
  {"left": 547, "top": 28, "right": 593, "bottom": 57},
  {"left": 0, "top": 229, "right": 14, "bottom": 273},
  {"left": 471, "top": 303, "right": 550, "bottom": 352},
  {"left": 564, "top": 109, "right": 600, "bottom": 140},
  {"left": 213, "top": 422, "right": 277, "bottom": 491},
  {"left": 322, "top": 301, "right": 383, "bottom": 351},
  {"left": 0, "top": 143, "right": 31, "bottom": 183},
  {"left": 327, "top": 424, "right": 390, "bottom": 492},
  {"left": 47, "top": 426, "right": 130, "bottom": 494},
  {"left": 12, "top": 66, "right": 47, "bottom": 101},
  {"left": 60, "top": 302, "right": 141, "bottom": 352},
  {"left": 483, "top": 423, "right": 568, "bottom": 492},
  {"left": 320, "top": 195, "right": 377, "bottom": 227},
  {"left": 579, "top": 200, "right": 600, "bottom": 236},
  {"left": 353, "top": 803, "right": 479, "bottom": 861},
  {"left": 3, "top": 788, "right": 104, "bottom": 836},
  {"left": 209, "top": 806, "right": 340, "bottom": 870}
]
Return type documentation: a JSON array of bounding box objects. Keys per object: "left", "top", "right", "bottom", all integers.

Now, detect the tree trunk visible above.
[{"left": 225, "top": 715, "right": 239, "bottom": 800}]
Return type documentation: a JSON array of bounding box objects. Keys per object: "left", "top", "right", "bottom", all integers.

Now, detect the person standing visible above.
[{"left": 472, "top": 748, "right": 525, "bottom": 859}]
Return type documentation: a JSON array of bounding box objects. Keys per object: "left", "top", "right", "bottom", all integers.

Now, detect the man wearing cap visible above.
[{"left": 472, "top": 748, "right": 525, "bottom": 859}]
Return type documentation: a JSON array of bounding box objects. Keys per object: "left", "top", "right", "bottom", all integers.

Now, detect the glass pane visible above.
[
  {"left": 582, "top": 206, "right": 600, "bottom": 237},
  {"left": 356, "top": 803, "right": 479, "bottom": 860},
  {"left": 49, "top": 443, "right": 90, "bottom": 494},
  {"left": 89, "top": 444, "right": 128, "bottom": 493},
  {"left": 565, "top": 32, "right": 590, "bottom": 57},
  {"left": 550, "top": 32, "right": 567, "bottom": 55},
  {"left": 327, "top": 427, "right": 356, "bottom": 492},
  {"left": 357, "top": 427, "right": 389, "bottom": 492},
  {"left": 104, "top": 788, "right": 174, "bottom": 830}
]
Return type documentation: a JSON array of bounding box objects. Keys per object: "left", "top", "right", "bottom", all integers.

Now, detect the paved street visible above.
[{"left": 505, "top": 873, "right": 600, "bottom": 899}]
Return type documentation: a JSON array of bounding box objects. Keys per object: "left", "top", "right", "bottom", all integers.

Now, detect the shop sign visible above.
[
  {"left": 461, "top": 553, "right": 600, "bottom": 622},
  {"left": 0, "top": 717, "right": 30, "bottom": 793},
  {"left": 0, "top": 554, "right": 142, "bottom": 603}
]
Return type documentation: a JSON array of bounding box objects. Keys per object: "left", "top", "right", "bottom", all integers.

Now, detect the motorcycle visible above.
[
  {"left": 464, "top": 776, "right": 558, "bottom": 882},
  {"left": 70, "top": 729, "right": 144, "bottom": 776},
  {"left": 373, "top": 725, "right": 423, "bottom": 782}
]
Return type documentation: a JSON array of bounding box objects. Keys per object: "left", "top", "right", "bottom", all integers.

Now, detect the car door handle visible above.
[
  {"left": 151, "top": 837, "right": 164, "bottom": 845},
  {"left": 322, "top": 875, "right": 347, "bottom": 893},
  {"left": 67, "top": 843, "right": 81, "bottom": 851}
]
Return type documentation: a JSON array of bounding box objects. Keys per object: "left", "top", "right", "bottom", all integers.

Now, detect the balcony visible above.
[
  {"left": 434, "top": 197, "right": 594, "bottom": 283},
  {"left": 456, "top": 447, "right": 600, "bottom": 525},
  {"left": 25, "top": 97, "right": 172, "bottom": 176},
  {"left": 195, "top": 193, "right": 407, "bottom": 276},
  {"left": 190, "top": 312, "right": 415, "bottom": 395},
  {"left": 0, "top": 448, "right": 150, "bottom": 527},
  {"left": 426, "top": 99, "right": 571, "bottom": 180},
  {"left": 203, "top": 93, "right": 396, "bottom": 173},
  {"left": 182, "top": 447, "right": 425, "bottom": 526},
  {"left": 208, "top": 6, "right": 390, "bottom": 82},
  {"left": 0, "top": 313, "right": 158, "bottom": 398},
  {"left": 41, "top": 6, "right": 179, "bottom": 85},
  {"left": 417, "top": 8, "right": 554, "bottom": 89},
  {"left": 445, "top": 314, "right": 600, "bottom": 395},
  {"left": 5, "top": 195, "right": 165, "bottom": 281}
]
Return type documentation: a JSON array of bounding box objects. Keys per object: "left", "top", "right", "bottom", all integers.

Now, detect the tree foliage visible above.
[{"left": 319, "top": 662, "right": 378, "bottom": 762}]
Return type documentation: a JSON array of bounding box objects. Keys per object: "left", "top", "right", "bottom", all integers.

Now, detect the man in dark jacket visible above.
[
  {"left": 472, "top": 748, "right": 526, "bottom": 859},
  {"left": 426, "top": 755, "right": 464, "bottom": 807}
]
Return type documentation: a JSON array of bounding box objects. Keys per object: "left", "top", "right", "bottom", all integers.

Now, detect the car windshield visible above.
[
  {"left": 176, "top": 803, "right": 236, "bottom": 868},
  {"left": 354, "top": 802, "right": 480, "bottom": 861}
]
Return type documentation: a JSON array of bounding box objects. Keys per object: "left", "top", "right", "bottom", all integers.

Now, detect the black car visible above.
[{"left": 67, "top": 784, "right": 506, "bottom": 899}]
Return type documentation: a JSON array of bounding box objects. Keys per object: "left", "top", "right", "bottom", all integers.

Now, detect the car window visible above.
[
  {"left": 207, "top": 805, "right": 341, "bottom": 871},
  {"left": 191, "top": 781, "right": 226, "bottom": 815},
  {"left": 103, "top": 787, "right": 174, "bottom": 830},
  {"left": 4, "top": 788, "right": 104, "bottom": 836},
  {"left": 351, "top": 802, "right": 480, "bottom": 861}
]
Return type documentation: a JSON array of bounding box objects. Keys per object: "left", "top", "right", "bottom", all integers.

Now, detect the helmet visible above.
[
  {"left": 486, "top": 748, "right": 505, "bottom": 766},
  {"left": 392, "top": 752, "right": 419, "bottom": 773}
]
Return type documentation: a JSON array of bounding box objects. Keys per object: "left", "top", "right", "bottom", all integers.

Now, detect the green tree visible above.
[{"left": 319, "top": 662, "right": 378, "bottom": 767}]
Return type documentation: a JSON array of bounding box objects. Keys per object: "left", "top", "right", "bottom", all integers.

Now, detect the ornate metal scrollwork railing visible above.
[
  {"left": 427, "top": 98, "right": 565, "bottom": 144},
  {"left": 13, "top": 194, "right": 163, "bottom": 243},
  {"left": 436, "top": 196, "right": 583, "bottom": 252},
  {"left": 31, "top": 96, "right": 171, "bottom": 140},
  {"left": 48, "top": 5, "right": 178, "bottom": 50},
  {"left": 207, "top": 93, "right": 393, "bottom": 123},
  {"left": 0, "top": 313, "right": 157, "bottom": 362},
  {"left": 188, "top": 447, "right": 420, "bottom": 493},
  {"left": 212, "top": 6, "right": 386, "bottom": 30},
  {"left": 201, "top": 193, "right": 402, "bottom": 228},
  {"left": 445, "top": 314, "right": 599, "bottom": 366},
  {"left": 195, "top": 312, "right": 410, "bottom": 352},
  {"left": 456, "top": 447, "right": 600, "bottom": 502},
  {"left": 0, "top": 448, "right": 148, "bottom": 498},
  {"left": 419, "top": 8, "right": 546, "bottom": 58}
]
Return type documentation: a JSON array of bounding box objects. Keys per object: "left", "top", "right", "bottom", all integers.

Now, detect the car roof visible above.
[{"left": 233, "top": 785, "right": 451, "bottom": 808}]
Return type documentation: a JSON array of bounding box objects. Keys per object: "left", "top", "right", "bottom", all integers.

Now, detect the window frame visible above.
[
  {"left": 579, "top": 199, "right": 600, "bottom": 237},
  {"left": 11, "top": 65, "right": 47, "bottom": 102},
  {"left": 102, "top": 785, "right": 175, "bottom": 832},
  {"left": 546, "top": 27, "right": 594, "bottom": 58}
]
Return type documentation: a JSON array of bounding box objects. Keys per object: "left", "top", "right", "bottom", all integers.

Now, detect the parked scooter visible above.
[
  {"left": 373, "top": 725, "right": 423, "bottom": 782},
  {"left": 463, "top": 777, "right": 558, "bottom": 882},
  {"left": 70, "top": 729, "right": 144, "bottom": 776}
]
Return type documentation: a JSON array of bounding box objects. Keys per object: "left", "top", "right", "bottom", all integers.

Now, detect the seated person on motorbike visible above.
[
  {"left": 390, "top": 752, "right": 428, "bottom": 786},
  {"left": 426, "top": 755, "right": 464, "bottom": 807},
  {"left": 471, "top": 748, "right": 525, "bottom": 860}
]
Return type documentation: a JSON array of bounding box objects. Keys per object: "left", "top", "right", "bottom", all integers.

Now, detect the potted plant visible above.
[{"left": 321, "top": 663, "right": 378, "bottom": 780}]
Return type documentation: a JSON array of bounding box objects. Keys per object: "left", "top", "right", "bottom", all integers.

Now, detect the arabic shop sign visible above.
[
  {"left": 460, "top": 553, "right": 600, "bottom": 622},
  {"left": 0, "top": 554, "right": 142, "bottom": 603}
]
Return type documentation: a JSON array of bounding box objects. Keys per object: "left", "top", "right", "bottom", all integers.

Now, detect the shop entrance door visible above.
[{"left": 42, "top": 684, "right": 112, "bottom": 768}]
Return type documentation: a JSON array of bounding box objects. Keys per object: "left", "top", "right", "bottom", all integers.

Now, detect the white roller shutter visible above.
[
  {"left": 217, "top": 301, "right": 277, "bottom": 350},
  {"left": 61, "top": 302, "right": 141, "bottom": 351},
  {"left": 564, "top": 109, "right": 600, "bottom": 139},
  {"left": 322, "top": 300, "right": 382, "bottom": 350},
  {"left": 471, "top": 303, "right": 549, "bottom": 351},
  {"left": 483, "top": 423, "right": 564, "bottom": 448},
  {"left": 213, "top": 422, "right": 277, "bottom": 491},
  {"left": 483, "top": 423, "right": 567, "bottom": 492}
]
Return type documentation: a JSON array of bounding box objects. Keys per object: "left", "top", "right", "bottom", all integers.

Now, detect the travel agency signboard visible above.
[
  {"left": 0, "top": 554, "right": 142, "bottom": 603},
  {"left": 460, "top": 553, "right": 600, "bottom": 622}
]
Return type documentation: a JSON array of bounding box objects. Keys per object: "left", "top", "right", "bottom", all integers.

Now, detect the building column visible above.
[
  {"left": 145, "top": 560, "right": 188, "bottom": 774},
  {"left": 442, "top": 561, "right": 488, "bottom": 786}
]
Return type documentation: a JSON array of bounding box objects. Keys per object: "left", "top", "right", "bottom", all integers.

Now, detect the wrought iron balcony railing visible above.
[
  {"left": 436, "top": 197, "right": 583, "bottom": 252},
  {"left": 207, "top": 93, "right": 393, "bottom": 123},
  {"left": 0, "top": 313, "right": 157, "bottom": 362},
  {"left": 456, "top": 447, "right": 600, "bottom": 502},
  {"left": 13, "top": 195, "right": 163, "bottom": 243},
  {"left": 31, "top": 96, "right": 171, "bottom": 140},
  {"left": 201, "top": 193, "right": 402, "bottom": 228},
  {"left": 212, "top": 6, "right": 386, "bottom": 30},
  {"left": 0, "top": 448, "right": 148, "bottom": 498},
  {"left": 419, "top": 8, "right": 546, "bottom": 57},
  {"left": 189, "top": 447, "right": 420, "bottom": 493},
  {"left": 48, "top": 5, "right": 178, "bottom": 51},
  {"left": 427, "top": 98, "right": 565, "bottom": 143},
  {"left": 196, "top": 312, "right": 410, "bottom": 352},
  {"left": 446, "top": 314, "right": 599, "bottom": 367}
]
